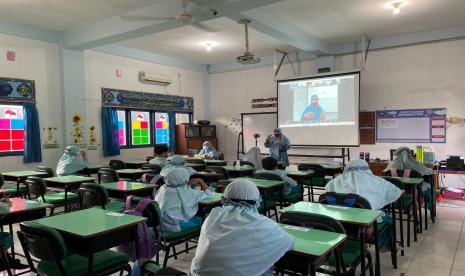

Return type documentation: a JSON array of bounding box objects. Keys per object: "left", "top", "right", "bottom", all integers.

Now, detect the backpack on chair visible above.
[{"left": 117, "top": 196, "right": 158, "bottom": 262}]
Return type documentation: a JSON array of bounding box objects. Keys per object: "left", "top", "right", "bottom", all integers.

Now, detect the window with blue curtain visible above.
[
  {"left": 101, "top": 107, "right": 121, "bottom": 157},
  {"left": 23, "top": 102, "right": 42, "bottom": 163}
]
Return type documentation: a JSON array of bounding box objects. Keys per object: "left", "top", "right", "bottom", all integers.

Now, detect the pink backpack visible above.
[{"left": 116, "top": 196, "right": 158, "bottom": 262}]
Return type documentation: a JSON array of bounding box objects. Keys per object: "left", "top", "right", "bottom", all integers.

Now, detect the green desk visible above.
[
  {"left": 33, "top": 208, "right": 145, "bottom": 275},
  {"left": 204, "top": 160, "right": 227, "bottom": 166},
  {"left": 284, "top": 170, "right": 314, "bottom": 178},
  {"left": 280, "top": 201, "right": 381, "bottom": 276},
  {"left": 221, "top": 166, "right": 255, "bottom": 177},
  {"left": 100, "top": 181, "right": 154, "bottom": 199},
  {"left": 2, "top": 170, "right": 48, "bottom": 196},
  {"left": 44, "top": 176, "right": 96, "bottom": 212},
  {"left": 383, "top": 176, "right": 423, "bottom": 239},
  {"left": 279, "top": 223, "right": 347, "bottom": 275},
  {"left": 116, "top": 169, "right": 152, "bottom": 182},
  {"left": 297, "top": 163, "right": 343, "bottom": 177},
  {"left": 0, "top": 197, "right": 51, "bottom": 261},
  {"left": 240, "top": 177, "right": 284, "bottom": 217},
  {"left": 124, "top": 160, "right": 149, "bottom": 169}
]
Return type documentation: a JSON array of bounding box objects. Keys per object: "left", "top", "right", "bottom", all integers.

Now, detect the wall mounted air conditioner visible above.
[{"left": 138, "top": 71, "right": 172, "bottom": 85}]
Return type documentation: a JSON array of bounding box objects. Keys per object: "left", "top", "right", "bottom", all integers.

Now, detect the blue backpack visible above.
[{"left": 117, "top": 196, "right": 158, "bottom": 262}]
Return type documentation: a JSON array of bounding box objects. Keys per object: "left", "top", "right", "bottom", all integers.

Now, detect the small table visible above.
[
  {"left": 100, "top": 181, "right": 155, "bottom": 199},
  {"left": 280, "top": 201, "right": 382, "bottom": 276},
  {"left": 0, "top": 198, "right": 52, "bottom": 261},
  {"left": 198, "top": 193, "right": 223, "bottom": 219},
  {"left": 116, "top": 169, "right": 152, "bottom": 182},
  {"left": 279, "top": 224, "right": 347, "bottom": 276},
  {"left": 319, "top": 164, "right": 344, "bottom": 177},
  {"left": 192, "top": 171, "right": 224, "bottom": 182},
  {"left": 204, "top": 160, "right": 228, "bottom": 166},
  {"left": 44, "top": 176, "right": 96, "bottom": 212},
  {"left": 221, "top": 166, "right": 255, "bottom": 177},
  {"left": 124, "top": 160, "right": 149, "bottom": 169},
  {"left": 33, "top": 208, "right": 146, "bottom": 276},
  {"left": 2, "top": 170, "right": 48, "bottom": 196}
]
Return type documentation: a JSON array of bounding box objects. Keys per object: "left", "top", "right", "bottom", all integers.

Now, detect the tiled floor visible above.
[{"left": 5, "top": 199, "right": 465, "bottom": 276}]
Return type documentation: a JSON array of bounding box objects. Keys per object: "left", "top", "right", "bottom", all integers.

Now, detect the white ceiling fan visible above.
[{"left": 120, "top": 0, "right": 217, "bottom": 32}]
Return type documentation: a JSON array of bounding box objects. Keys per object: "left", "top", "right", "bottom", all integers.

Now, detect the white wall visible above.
[
  {"left": 209, "top": 39, "right": 465, "bottom": 168},
  {"left": 84, "top": 50, "right": 205, "bottom": 165},
  {"left": 0, "top": 33, "right": 62, "bottom": 171}
]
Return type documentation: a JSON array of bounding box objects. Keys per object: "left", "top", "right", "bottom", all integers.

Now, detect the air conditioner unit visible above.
[{"left": 138, "top": 71, "right": 171, "bottom": 85}]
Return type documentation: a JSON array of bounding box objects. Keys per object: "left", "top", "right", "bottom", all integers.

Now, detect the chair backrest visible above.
[
  {"left": 79, "top": 183, "right": 109, "bottom": 208},
  {"left": 0, "top": 174, "right": 4, "bottom": 187},
  {"left": 109, "top": 159, "right": 126, "bottom": 170},
  {"left": 384, "top": 169, "right": 422, "bottom": 178},
  {"left": 318, "top": 192, "right": 372, "bottom": 210},
  {"left": 187, "top": 149, "right": 198, "bottom": 157},
  {"left": 298, "top": 163, "right": 325, "bottom": 177},
  {"left": 217, "top": 152, "right": 225, "bottom": 160},
  {"left": 253, "top": 172, "right": 283, "bottom": 181},
  {"left": 215, "top": 179, "right": 232, "bottom": 193},
  {"left": 25, "top": 177, "right": 47, "bottom": 200},
  {"left": 98, "top": 168, "right": 119, "bottom": 183},
  {"left": 35, "top": 166, "right": 55, "bottom": 177},
  {"left": 146, "top": 156, "right": 153, "bottom": 162},
  {"left": 127, "top": 197, "right": 161, "bottom": 231},
  {"left": 18, "top": 222, "right": 67, "bottom": 274},
  {"left": 280, "top": 211, "right": 346, "bottom": 234},
  {"left": 141, "top": 164, "right": 162, "bottom": 175},
  {"left": 205, "top": 166, "right": 229, "bottom": 180},
  {"left": 233, "top": 160, "right": 255, "bottom": 167}
]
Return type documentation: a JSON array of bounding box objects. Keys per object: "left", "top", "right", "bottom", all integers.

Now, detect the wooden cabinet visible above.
[{"left": 175, "top": 124, "right": 218, "bottom": 155}]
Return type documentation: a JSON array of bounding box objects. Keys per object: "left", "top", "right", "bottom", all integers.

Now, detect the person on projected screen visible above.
[
  {"left": 300, "top": 94, "right": 325, "bottom": 122},
  {"left": 264, "top": 128, "right": 291, "bottom": 166}
]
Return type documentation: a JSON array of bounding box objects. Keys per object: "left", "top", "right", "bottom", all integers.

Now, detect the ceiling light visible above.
[
  {"left": 200, "top": 41, "right": 217, "bottom": 52},
  {"left": 385, "top": 1, "right": 407, "bottom": 15}
]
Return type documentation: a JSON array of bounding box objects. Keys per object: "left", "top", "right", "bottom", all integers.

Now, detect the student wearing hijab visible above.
[
  {"left": 326, "top": 159, "right": 401, "bottom": 213},
  {"left": 155, "top": 168, "right": 212, "bottom": 232},
  {"left": 149, "top": 144, "right": 169, "bottom": 168},
  {"left": 159, "top": 155, "right": 197, "bottom": 177},
  {"left": 243, "top": 146, "right": 262, "bottom": 169},
  {"left": 386, "top": 146, "right": 433, "bottom": 208},
  {"left": 56, "top": 146, "right": 89, "bottom": 176},
  {"left": 198, "top": 141, "right": 219, "bottom": 159},
  {"left": 258, "top": 157, "right": 300, "bottom": 196},
  {"left": 190, "top": 179, "right": 293, "bottom": 276},
  {"left": 264, "top": 128, "right": 291, "bottom": 166}
]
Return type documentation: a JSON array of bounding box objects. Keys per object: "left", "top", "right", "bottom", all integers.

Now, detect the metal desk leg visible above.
[
  {"left": 399, "top": 197, "right": 405, "bottom": 256},
  {"left": 390, "top": 203, "right": 398, "bottom": 269},
  {"left": 412, "top": 187, "right": 418, "bottom": 242},
  {"left": 430, "top": 180, "right": 436, "bottom": 223},
  {"left": 335, "top": 250, "right": 341, "bottom": 276},
  {"left": 374, "top": 222, "right": 381, "bottom": 276},
  {"left": 309, "top": 261, "right": 316, "bottom": 276},
  {"left": 417, "top": 185, "right": 423, "bottom": 233},
  {"left": 360, "top": 228, "right": 366, "bottom": 276},
  {"left": 87, "top": 239, "right": 95, "bottom": 276}
]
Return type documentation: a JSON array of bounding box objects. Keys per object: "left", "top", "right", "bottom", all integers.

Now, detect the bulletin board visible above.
[{"left": 376, "top": 108, "right": 446, "bottom": 143}]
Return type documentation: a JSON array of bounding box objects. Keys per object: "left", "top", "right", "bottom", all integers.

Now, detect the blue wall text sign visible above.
[
  {"left": 376, "top": 108, "right": 446, "bottom": 143},
  {"left": 0, "top": 78, "right": 35, "bottom": 102},
  {"left": 101, "top": 88, "right": 193, "bottom": 112}
]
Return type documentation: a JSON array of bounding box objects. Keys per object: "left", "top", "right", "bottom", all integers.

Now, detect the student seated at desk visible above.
[
  {"left": 190, "top": 179, "right": 293, "bottom": 276},
  {"left": 386, "top": 146, "right": 433, "bottom": 208},
  {"left": 325, "top": 159, "right": 401, "bottom": 218},
  {"left": 257, "top": 157, "right": 301, "bottom": 195},
  {"left": 149, "top": 144, "right": 169, "bottom": 168},
  {"left": 155, "top": 168, "right": 212, "bottom": 232},
  {"left": 243, "top": 146, "right": 262, "bottom": 169},
  {"left": 198, "top": 141, "right": 218, "bottom": 159},
  {"left": 56, "top": 146, "right": 89, "bottom": 176},
  {"left": 160, "top": 155, "right": 196, "bottom": 177}
]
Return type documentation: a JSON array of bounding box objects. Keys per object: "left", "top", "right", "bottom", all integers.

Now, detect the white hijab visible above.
[
  {"left": 326, "top": 159, "right": 401, "bottom": 210},
  {"left": 56, "top": 146, "right": 88, "bottom": 176},
  {"left": 160, "top": 155, "right": 196, "bottom": 177},
  {"left": 243, "top": 147, "right": 262, "bottom": 169},
  {"left": 190, "top": 179, "right": 293, "bottom": 276},
  {"left": 386, "top": 147, "right": 433, "bottom": 176},
  {"left": 155, "top": 168, "right": 206, "bottom": 232}
]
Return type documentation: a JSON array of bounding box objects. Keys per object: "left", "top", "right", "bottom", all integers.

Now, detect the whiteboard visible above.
[{"left": 241, "top": 112, "right": 277, "bottom": 154}]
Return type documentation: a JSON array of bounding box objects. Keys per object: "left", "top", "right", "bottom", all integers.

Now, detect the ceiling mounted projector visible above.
[{"left": 237, "top": 19, "right": 261, "bottom": 65}]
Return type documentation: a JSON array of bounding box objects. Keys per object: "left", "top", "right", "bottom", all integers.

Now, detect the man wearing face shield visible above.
[{"left": 264, "top": 128, "right": 291, "bottom": 166}]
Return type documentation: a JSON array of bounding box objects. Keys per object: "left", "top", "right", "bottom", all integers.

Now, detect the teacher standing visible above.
[{"left": 264, "top": 128, "right": 291, "bottom": 166}]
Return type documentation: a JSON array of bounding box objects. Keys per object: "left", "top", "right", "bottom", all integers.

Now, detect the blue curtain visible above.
[
  {"left": 23, "top": 103, "right": 42, "bottom": 163},
  {"left": 168, "top": 111, "right": 176, "bottom": 152},
  {"left": 101, "top": 107, "right": 121, "bottom": 157}
]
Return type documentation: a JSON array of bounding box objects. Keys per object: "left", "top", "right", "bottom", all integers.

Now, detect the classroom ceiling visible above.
[
  {"left": 262, "top": 0, "right": 465, "bottom": 43},
  {"left": 118, "top": 17, "right": 298, "bottom": 65},
  {"left": 0, "top": 0, "right": 158, "bottom": 31}
]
